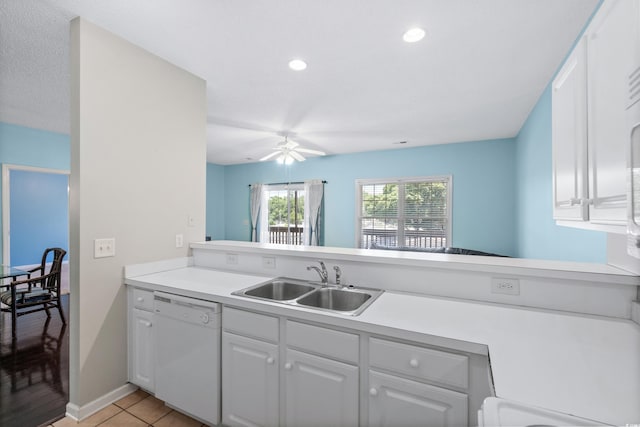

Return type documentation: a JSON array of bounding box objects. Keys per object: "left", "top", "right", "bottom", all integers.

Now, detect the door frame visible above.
[{"left": 1, "top": 163, "right": 70, "bottom": 266}]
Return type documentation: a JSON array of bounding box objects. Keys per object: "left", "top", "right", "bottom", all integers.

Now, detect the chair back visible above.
[{"left": 39, "top": 248, "right": 66, "bottom": 291}]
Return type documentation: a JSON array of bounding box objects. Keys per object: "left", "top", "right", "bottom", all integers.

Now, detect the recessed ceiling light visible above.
[
  {"left": 288, "top": 59, "right": 307, "bottom": 71},
  {"left": 393, "top": 141, "right": 408, "bottom": 145},
  {"left": 403, "top": 28, "right": 425, "bottom": 43}
]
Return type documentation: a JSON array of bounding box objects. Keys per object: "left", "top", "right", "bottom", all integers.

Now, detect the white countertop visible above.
[{"left": 125, "top": 266, "right": 640, "bottom": 426}]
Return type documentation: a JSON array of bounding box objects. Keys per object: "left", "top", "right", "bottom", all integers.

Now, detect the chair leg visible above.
[
  {"left": 57, "top": 302, "right": 66, "bottom": 324},
  {"left": 11, "top": 306, "right": 17, "bottom": 339}
]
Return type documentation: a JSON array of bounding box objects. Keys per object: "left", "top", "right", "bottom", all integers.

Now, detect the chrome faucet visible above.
[
  {"left": 307, "top": 260, "right": 328, "bottom": 285},
  {"left": 333, "top": 266, "right": 342, "bottom": 286}
]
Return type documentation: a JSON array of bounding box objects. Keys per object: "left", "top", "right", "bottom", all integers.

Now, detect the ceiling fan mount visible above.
[{"left": 259, "top": 136, "right": 326, "bottom": 164}]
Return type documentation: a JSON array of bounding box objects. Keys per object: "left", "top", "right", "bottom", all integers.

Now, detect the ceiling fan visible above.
[{"left": 259, "top": 136, "right": 326, "bottom": 164}]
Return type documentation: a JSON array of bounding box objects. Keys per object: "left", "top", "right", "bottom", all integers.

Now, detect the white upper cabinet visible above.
[
  {"left": 552, "top": 36, "right": 588, "bottom": 221},
  {"left": 552, "top": 0, "right": 639, "bottom": 231},
  {"left": 587, "top": 0, "right": 637, "bottom": 225}
]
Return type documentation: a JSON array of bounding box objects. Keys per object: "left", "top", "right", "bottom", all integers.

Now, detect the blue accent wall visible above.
[
  {"left": 221, "top": 138, "right": 517, "bottom": 256},
  {"left": 10, "top": 170, "right": 69, "bottom": 265},
  {"left": 514, "top": 86, "right": 606, "bottom": 262},
  {"left": 206, "top": 163, "right": 226, "bottom": 240},
  {"left": 0, "top": 122, "right": 70, "bottom": 263}
]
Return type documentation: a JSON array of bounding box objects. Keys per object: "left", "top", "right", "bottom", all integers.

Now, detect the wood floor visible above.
[{"left": 0, "top": 295, "right": 69, "bottom": 427}]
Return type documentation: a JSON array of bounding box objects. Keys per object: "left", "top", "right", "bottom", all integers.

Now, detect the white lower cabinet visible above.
[
  {"left": 128, "top": 288, "right": 155, "bottom": 392},
  {"left": 222, "top": 331, "right": 279, "bottom": 427},
  {"left": 368, "top": 370, "right": 467, "bottom": 427},
  {"left": 221, "top": 306, "right": 491, "bottom": 427},
  {"left": 284, "top": 348, "right": 358, "bottom": 427}
]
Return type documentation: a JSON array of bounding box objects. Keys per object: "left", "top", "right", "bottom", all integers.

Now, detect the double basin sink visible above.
[{"left": 232, "top": 278, "right": 384, "bottom": 316}]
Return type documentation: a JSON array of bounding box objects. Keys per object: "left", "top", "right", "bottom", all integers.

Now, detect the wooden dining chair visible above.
[{"left": 0, "top": 248, "right": 67, "bottom": 339}]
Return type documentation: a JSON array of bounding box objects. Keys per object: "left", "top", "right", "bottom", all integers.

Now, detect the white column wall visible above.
[{"left": 70, "top": 18, "right": 206, "bottom": 407}]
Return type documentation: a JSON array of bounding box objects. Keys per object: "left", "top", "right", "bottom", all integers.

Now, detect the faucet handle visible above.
[{"left": 333, "top": 266, "right": 342, "bottom": 286}]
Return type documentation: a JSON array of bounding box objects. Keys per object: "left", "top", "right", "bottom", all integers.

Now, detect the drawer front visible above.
[
  {"left": 132, "top": 288, "right": 154, "bottom": 311},
  {"left": 369, "top": 337, "right": 468, "bottom": 389},
  {"left": 286, "top": 320, "right": 359, "bottom": 364},
  {"left": 223, "top": 306, "right": 279, "bottom": 343}
]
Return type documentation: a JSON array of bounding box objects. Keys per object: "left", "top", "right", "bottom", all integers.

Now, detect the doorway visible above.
[{"left": 1, "top": 164, "right": 69, "bottom": 292}]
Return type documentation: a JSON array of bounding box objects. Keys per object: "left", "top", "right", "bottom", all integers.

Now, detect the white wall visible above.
[{"left": 70, "top": 18, "right": 206, "bottom": 407}]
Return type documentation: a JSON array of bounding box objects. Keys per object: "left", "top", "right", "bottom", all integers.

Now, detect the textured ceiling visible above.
[{"left": 0, "top": 0, "right": 599, "bottom": 164}]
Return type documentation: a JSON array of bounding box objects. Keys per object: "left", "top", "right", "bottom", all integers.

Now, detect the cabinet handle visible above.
[
  {"left": 141, "top": 320, "right": 152, "bottom": 327},
  {"left": 284, "top": 362, "right": 292, "bottom": 371},
  {"left": 569, "top": 198, "right": 581, "bottom": 206},
  {"left": 266, "top": 357, "right": 275, "bottom": 365},
  {"left": 409, "top": 358, "right": 419, "bottom": 368},
  {"left": 136, "top": 297, "right": 144, "bottom": 302},
  {"left": 369, "top": 388, "right": 378, "bottom": 397}
]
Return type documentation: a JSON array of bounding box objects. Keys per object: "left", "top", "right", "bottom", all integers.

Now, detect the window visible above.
[
  {"left": 260, "top": 184, "right": 305, "bottom": 245},
  {"left": 355, "top": 176, "right": 451, "bottom": 249}
]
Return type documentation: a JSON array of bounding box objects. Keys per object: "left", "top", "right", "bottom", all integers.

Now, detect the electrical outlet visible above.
[
  {"left": 175, "top": 233, "right": 184, "bottom": 248},
  {"left": 94, "top": 238, "right": 116, "bottom": 258},
  {"left": 226, "top": 253, "right": 238, "bottom": 265},
  {"left": 262, "top": 256, "right": 276, "bottom": 269},
  {"left": 491, "top": 278, "right": 520, "bottom": 296}
]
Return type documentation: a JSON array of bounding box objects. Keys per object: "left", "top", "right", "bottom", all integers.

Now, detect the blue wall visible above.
[
  {"left": 219, "top": 138, "right": 517, "bottom": 256},
  {"left": 206, "top": 163, "right": 226, "bottom": 240},
  {"left": 0, "top": 122, "right": 70, "bottom": 264},
  {"left": 514, "top": 86, "right": 606, "bottom": 262},
  {"left": 10, "top": 170, "right": 69, "bottom": 265}
]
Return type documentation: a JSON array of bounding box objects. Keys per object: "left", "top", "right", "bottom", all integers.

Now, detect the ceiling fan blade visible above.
[
  {"left": 259, "top": 151, "right": 281, "bottom": 161},
  {"left": 290, "top": 151, "right": 306, "bottom": 162},
  {"left": 296, "top": 147, "right": 326, "bottom": 156}
]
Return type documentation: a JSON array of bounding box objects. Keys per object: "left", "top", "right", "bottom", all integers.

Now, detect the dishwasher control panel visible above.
[{"left": 154, "top": 292, "right": 220, "bottom": 328}]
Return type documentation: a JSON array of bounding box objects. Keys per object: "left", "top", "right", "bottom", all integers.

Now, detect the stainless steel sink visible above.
[
  {"left": 232, "top": 277, "right": 383, "bottom": 316},
  {"left": 297, "top": 288, "right": 372, "bottom": 311},
  {"left": 235, "top": 279, "right": 318, "bottom": 301},
  {"left": 243, "top": 279, "right": 316, "bottom": 300}
]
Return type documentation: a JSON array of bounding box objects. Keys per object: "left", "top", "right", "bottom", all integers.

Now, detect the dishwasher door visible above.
[{"left": 154, "top": 292, "right": 221, "bottom": 425}]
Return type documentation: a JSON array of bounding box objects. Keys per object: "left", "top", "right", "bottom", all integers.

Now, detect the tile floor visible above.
[{"left": 47, "top": 389, "right": 207, "bottom": 427}]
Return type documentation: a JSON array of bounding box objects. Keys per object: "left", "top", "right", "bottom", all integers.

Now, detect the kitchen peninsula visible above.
[{"left": 124, "top": 240, "right": 640, "bottom": 426}]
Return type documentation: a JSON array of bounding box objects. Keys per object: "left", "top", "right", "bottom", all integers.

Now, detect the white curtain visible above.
[
  {"left": 249, "top": 183, "right": 262, "bottom": 242},
  {"left": 304, "top": 180, "right": 324, "bottom": 246}
]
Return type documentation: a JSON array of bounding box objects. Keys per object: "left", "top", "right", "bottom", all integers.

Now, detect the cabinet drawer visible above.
[
  {"left": 132, "top": 288, "right": 154, "bottom": 311},
  {"left": 223, "top": 306, "right": 279, "bottom": 343},
  {"left": 369, "top": 337, "right": 468, "bottom": 389},
  {"left": 286, "top": 320, "right": 358, "bottom": 364}
]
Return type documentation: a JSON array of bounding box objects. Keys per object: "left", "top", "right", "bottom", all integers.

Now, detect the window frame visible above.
[
  {"left": 354, "top": 175, "right": 453, "bottom": 249},
  {"left": 260, "top": 183, "right": 305, "bottom": 245}
]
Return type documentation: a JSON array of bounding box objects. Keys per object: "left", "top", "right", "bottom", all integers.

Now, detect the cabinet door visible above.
[
  {"left": 130, "top": 308, "right": 154, "bottom": 392},
  {"left": 222, "top": 332, "right": 279, "bottom": 427},
  {"left": 368, "top": 370, "right": 467, "bottom": 427},
  {"left": 284, "top": 348, "right": 358, "bottom": 427},
  {"left": 552, "top": 36, "right": 588, "bottom": 221},
  {"left": 587, "top": 0, "right": 637, "bottom": 225}
]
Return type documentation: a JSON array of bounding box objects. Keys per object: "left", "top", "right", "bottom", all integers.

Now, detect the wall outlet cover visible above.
[
  {"left": 491, "top": 277, "right": 520, "bottom": 296},
  {"left": 262, "top": 256, "right": 276, "bottom": 269},
  {"left": 226, "top": 253, "right": 238, "bottom": 265}
]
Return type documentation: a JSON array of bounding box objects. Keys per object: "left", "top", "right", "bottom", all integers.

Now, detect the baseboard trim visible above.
[{"left": 65, "top": 383, "right": 138, "bottom": 421}]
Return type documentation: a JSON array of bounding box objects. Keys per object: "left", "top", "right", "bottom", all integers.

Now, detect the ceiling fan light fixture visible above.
[
  {"left": 276, "top": 153, "right": 295, "bottom": 165},
  {"left": 403, "top": 27, "right": 426, "bottom": 43},
  {"left": 288, "top": 59, "right": 307, "bottom": 71}
]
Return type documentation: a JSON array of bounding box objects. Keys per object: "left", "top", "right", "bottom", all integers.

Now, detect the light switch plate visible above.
[{"left": 94, "top": 238, "right": 116, "bottom": 258}]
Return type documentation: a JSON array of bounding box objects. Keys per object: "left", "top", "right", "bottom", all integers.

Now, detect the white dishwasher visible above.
[{"left": 154, "top": 291, "right": 221, "bottom": 426}]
